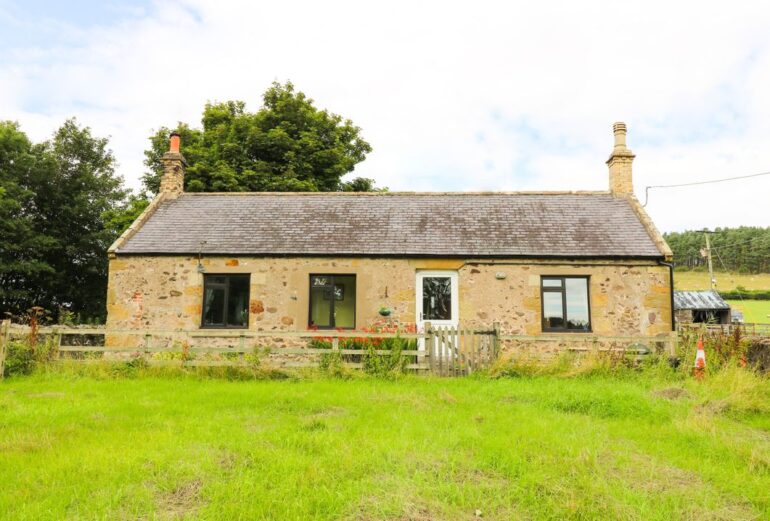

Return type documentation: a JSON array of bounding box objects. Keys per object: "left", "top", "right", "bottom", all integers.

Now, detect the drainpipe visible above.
[{"left": 658, "top": 260, "right": 676, "bottom": 331}]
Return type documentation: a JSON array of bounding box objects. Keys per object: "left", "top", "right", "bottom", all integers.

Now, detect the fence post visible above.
[
  {"left": 492, "top": 321, "right": 501, "bottom": 360},
  {"left": 332, "top": 337, "right": 339, "bottom": 352},
  {"left": 52, "top": 327, "right": 61, "bottom": 362},
  {"left": 423, "top": 322, "right": 432, "bottom": 373},
  {"left": 0, "top": 319, "right": 10, "bottom": 379}
]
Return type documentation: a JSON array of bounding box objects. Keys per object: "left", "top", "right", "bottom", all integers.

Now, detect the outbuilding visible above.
[{"left": 674, "top": 290, "right": 732, "bottom": 325}]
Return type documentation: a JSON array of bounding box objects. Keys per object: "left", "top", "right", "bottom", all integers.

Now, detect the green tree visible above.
[
  {"left": 0, "top": 122, "right": 56, "bottom": 314},
  {"left": 0, "top": 119, "right": 129, "bottom": 322},
  {"left": 103, "top": 193, "right": 149, "bottom": 238},
  {"left": 142, "top": 82, "right": 376, "bottom": 193}
]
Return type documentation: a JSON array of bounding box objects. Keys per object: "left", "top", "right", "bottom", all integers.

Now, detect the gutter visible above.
[{"left": 658, "top": 260, "right": 676, "bottom": 331}]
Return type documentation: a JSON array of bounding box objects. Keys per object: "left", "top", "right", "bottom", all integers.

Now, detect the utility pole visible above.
[{"left": 702, "top": 231, "right": 716, "bottom": 290}]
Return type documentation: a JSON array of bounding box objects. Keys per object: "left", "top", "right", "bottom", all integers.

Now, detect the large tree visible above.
[
  {"left": 0, "top": 119, "right": 128, "bottom": 322},
  {"left": 0, "top": 122, "right": 55, "bottom": 315},
  {"left": 142, "top": 81, "right": 376, "bottom": 193}
]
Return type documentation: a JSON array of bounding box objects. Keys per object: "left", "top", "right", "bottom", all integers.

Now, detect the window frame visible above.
[
  {"left": 308, "top": 274, "right": 356, "bottom": 330},
  {"left": 540, "top": 275, "right": 592, "bottom": 333},
  {"left": 200, "top": 273, "right": 250, "bottom": 329}
]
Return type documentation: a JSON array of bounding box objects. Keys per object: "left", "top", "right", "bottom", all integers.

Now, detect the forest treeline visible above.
[{"left": 664, "top": 227, "right": 770, "bottom": 274}]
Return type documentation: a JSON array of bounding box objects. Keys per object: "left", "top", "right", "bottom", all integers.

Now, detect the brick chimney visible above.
[
  {"left": 159, "top": 132, "right": 185, "bottom": 197},
  {"left": 606, "top": 122, "right": 635, "bottom": 194}
]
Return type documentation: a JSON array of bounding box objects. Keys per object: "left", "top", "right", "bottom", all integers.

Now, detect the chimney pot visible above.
[
  {"left": 169, "top": 132, "right": 181, "bottom": 153},
  {"left": 612, "top": 122, "right": 627, "bottom": 149}
]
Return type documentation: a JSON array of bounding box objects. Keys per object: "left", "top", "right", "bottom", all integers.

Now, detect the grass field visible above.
[
  {"left": 2, "top": 371, "right": 769, "bottom": 520},
  {"left": 674, "top": 270, "right": 770, "bottom": 291},
  {"left": 675, "top": 271, "right": 770, "bottom": 324},
  {"left": 726, "top": 300, "right": 770, "bottom": 323}
]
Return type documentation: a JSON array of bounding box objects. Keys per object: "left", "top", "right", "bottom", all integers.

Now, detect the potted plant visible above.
[{"left": 378, "top": 306, "right": 392, "bottom": 317}]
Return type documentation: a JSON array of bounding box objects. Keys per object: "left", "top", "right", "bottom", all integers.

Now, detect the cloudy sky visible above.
[{"left": 1, "top": 0, "right": 769, "bottom": 232}]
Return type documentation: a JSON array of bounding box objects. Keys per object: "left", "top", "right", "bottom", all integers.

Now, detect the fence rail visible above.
[
  {"left": 678, "top": 322, "right": 770, "bottom": 336},
  {"left": 2, "top": 320, "right": 683, "bottom": 377}
]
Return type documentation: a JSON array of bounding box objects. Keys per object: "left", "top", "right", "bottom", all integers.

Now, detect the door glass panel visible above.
[
  {"left": 310, "top": 283, "right": 332, "bottom": 328},
  {"left": 565, "top": 278, "right": 590, "bottom": 330},
  {"left": 542, "top": 291, "right": 564, "bottom": 329},
  {"left": 332, "top": 275, "right": 356, "bottom": 328},
  {"left": 227, "top": 276, "right": 249, "bottom": 327},
  {"left": 311, "top": 275, "right": 329, "bottom": 287},
  {"left": 422, "top": 277, "right": 452, "bottom": 320}
]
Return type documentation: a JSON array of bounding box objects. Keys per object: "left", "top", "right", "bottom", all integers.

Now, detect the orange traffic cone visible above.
[{"left": 693, "top": 338, "right": 706, "bottom": 380}]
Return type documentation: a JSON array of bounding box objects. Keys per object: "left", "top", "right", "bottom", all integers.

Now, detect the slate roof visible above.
[
  {"left": 674, "top": 290, "right": 730, "bottom": 311},
  {"left": 115, "top": 192, "right": 665, "bottom": 258}
]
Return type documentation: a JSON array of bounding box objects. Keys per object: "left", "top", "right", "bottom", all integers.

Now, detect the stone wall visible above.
[
  {"left": 106, "top": 255, "right": 672, "bottom": 354},
  {"left": 675, "top": 309, "right": 694, "bottom": 325}
]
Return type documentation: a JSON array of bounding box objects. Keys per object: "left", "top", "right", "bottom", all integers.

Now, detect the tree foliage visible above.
[
  {"left": 0, "top": 122, "right": 56, "bottom": 314},
  {"left": 664, "top": 227, "right": 770, "bottom": 273},
  {"left": 0, "top": 119, "right": 129, "bottom": 321},
  {"left": 142, "top": 82, "right": 377, "bottom": 193}
]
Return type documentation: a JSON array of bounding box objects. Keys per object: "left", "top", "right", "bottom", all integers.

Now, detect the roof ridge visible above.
[{"left": 178, "top": 190, "right": 612, "bottom": 197}]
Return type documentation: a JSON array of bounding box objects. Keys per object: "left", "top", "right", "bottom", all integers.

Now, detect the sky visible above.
[{"left": 1, "top": 0, "right": 769, "bottom": 232}]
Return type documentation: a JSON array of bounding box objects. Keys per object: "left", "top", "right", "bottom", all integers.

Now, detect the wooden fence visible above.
[
  {"left": 678, "top": 322, "right": 770, "bottom": 337},
  {"left": 0, "top": 319, "right": 679, "bottom": 377}
]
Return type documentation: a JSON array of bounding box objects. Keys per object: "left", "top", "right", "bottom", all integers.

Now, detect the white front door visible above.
[{"left": 416, "top": 271, "right": 459, "bottom": 352}]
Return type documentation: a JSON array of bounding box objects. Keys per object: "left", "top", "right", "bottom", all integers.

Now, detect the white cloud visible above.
[{"left": 1, "top": 0, "right": 769, "bottom": 231}]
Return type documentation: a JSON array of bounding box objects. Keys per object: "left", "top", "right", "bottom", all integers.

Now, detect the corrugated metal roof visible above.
[
  {"left": 116, "top": 192, "right": 665, "bottom": 258},
  {"left": 674, "top": 290, "right": 730, "bottom": 310}
]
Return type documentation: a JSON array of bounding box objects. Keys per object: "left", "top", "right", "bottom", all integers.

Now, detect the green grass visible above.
[
  {"left": 726, "top": 300, "right": 770, "bottom": 323},
  {"left": 675, "top": 270, "right": 770, "bottom": 291},
  {"left": 1, "top": 370, "right": 769, "bottom": 520}
]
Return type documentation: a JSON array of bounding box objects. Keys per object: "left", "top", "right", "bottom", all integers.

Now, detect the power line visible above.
[
  {"left": 673, "top": 235, "right": 770, "bottom": 259},
  {"left": 643, "top": 170, "right": 770, "bottom": 206},
  {"left": 709, "top": 235, "right": 770, "bottom": 250},
  {"left": 711, "top": 247, "right": 745, "bottom": 303}
]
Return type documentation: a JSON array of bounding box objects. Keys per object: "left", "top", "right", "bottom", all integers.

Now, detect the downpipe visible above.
[{"left": 658, "top": 259, "right": 679, "bottom": 366}]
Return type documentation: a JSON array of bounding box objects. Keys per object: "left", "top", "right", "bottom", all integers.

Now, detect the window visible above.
[
  {"left": 202, "top": 274, "right": 250, "bottom": 328},
  {"left": 541, "top": 276, "right": 591, "bottom": 332},
  {"left": 309, "top": 274, "right": 356, "bottom": 329}
]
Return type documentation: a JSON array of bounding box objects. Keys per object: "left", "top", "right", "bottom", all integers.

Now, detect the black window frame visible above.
[
  {"left": 540, "top": 276, "right": 592, "bottom": 333},
  {"left": 201, "top": 273, "right": 250, "bottom": 329},
  {"left": 308, "top": 274, "right": 356, "bottom": 330}
]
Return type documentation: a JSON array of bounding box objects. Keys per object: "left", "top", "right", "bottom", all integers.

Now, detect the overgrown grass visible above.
[{"left": 1, "top": 364, "right": 768, "bottom": 520}]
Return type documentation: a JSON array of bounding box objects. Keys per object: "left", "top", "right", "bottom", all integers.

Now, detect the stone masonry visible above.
[{"left": 106, "top": 255, "right": 673, "bottom": 355}]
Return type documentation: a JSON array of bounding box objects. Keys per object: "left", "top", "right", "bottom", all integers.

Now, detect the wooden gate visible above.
[{"left": 425, "top": 323, "right": 500, "bottom": 376}]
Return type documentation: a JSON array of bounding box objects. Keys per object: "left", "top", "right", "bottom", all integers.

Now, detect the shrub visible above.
[
  {"left": 362, "top": 336, "right": 410, "bottom": 377},
  {"left": 319, "top": 350, "right": 350, "bottom": 378},
  {"left": 718, "top": 289, "right": 770, "bottom": 300},
  {"left": 4, "top": 341, "right": 36, "bottom": 376},
  {"left": 3, "top": 336, "right": 59, "bottom": 377}
]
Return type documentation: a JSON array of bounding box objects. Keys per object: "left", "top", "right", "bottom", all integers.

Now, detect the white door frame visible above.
[{"left": 416, "top": 270, "right": 459, "bottom": 350}]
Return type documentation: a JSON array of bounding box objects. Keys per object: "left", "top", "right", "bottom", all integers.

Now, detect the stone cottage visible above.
[{"left": 106, "top": 123, "right": 674, "bottom": 353}]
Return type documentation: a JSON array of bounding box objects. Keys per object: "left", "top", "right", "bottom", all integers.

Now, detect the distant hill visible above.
[{"left": 664, "top": 227, "right": 770, "bottom": 274}]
